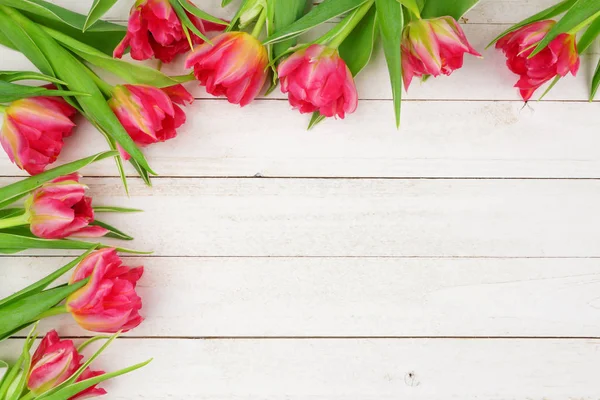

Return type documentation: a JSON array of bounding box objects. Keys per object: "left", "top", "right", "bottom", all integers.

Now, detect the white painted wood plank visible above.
[
  {"left": 2, "top": 338, "right": 600, "bottom": 399},
  {"left": 3, "top": 177, "right": 599, "bottom": 257},
  {"left": 46, "top": 0, "right": 562, "bottom": 24},
  {"left": 3, "top": 257, "right": 600, "bottom": 337},
  {"left": 2, "top": 100, "right": 600, "bottom": 178},
  {"left": 2, "top": 24, "right": 597, "bottom": 102}
]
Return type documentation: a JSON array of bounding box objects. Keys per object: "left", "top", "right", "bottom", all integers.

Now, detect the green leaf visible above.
[
  {"left": 0, "top": 360, "right": 9, "bottom": 390},
  {"left": 38, "top": 359, "right": 152, "bottom": 400},
  {"left": 178, "top": 0, "right": 229, "bottom": 26},
  {"left": 421, "top": 0, "right": 480, "bottom": 19},
  {"left": 531, "top": 0, "right": 600, "bottom": 57},
  {"left": 94, "top": 206, "right": 143, "bottom": 213},
  {"left": 488, "top": 0, "right": 578, "bottom": 47},
  {"left": 398, "top": 0, "right": 421, "bottom": 18},
  {"left": 578, "top": 13, "right": 600, "bottom": 53},
  {"left": 44, "top": 27, "right": 190, "bottom": 88},
  {"left": 170, "top": 0, "right": 211, "bottom": 44},
  {"left": 0, "top": 280, "right": 86, "bottom": 338},
  {"left": 92, "top": 220, "right": 134, "bottom": 241},
  {"left": 264, "top": 0, "right": 370, "bottom": 44},
  {"left": 0, "top": 71, "right": 65, "bottom": 84},
  {"left": 591, "top": 58, "right": 600, "bottom": 100},
  {"left": 376, "top": 0, "right": 403, "bottom": 127},
  {"left": 84, "top": 0, "right": 119, "bottom": 31},
  {"left": 0, "top": 151, "right": 116, "bottom": 209},
  {"left": 222, "top": 0, "right": 235, "bottom": 6},
  {"left": 225, "top": 0, "right": 253, "bottom": 32},
  {"left": 339, "top": 4, "right": 378, "bottom": 76},
  {"left": 271, "top": 0, "right": 308, "bottom": 58},
  {"left": 0, "top": 8, "right": 54, "bottom": 75},
  {"left": 0, "top": 81, "right": 87, "bottom": 103},
  {"left": 0, "top": 233, "right": 151, "bottom": 254},
  {"left": 0, "top": 247, "right": 97, "bottom": 309},
  {"left": 1, "top": 7, "right": 154, "bottom": 176}
]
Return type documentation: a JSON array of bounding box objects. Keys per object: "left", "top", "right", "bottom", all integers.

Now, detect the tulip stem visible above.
[
  {"left": 37, "top": 305, "right": 68, "bottom": 320},
  {"left": 322, "top": 0, "right": 375, "bottom": 49},
  {"left": 20, "top": 392, "right": 34, "bottom": 400},
  {"left": 252, "top": 8, "right": 268, "bottom": 38},
  {"left": 0, "top": 212, "right": 29, "bottom": 229},
  {"left": 0, "top": 104, "right": 7, "bottom": 113}
]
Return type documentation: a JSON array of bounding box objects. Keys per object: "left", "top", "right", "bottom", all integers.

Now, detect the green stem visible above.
[
  {"left": 20, "top": 391, "right": 34, "bottom": 400},
  {"left": 252, "top": 7, "right": 268, "bottom": 38},
  {"left": 36, "top": 305, "right": 69, "bottom": 320},
  {"left": 0, "top": 104, "right": 7, "bottom": 113},
  {"left": 0, "top": 212, "right": 29, "bottom": 229},
  {"left": 83, "top": 65, "right": 114, "bottom": 98},
  {"left": 322, "top": 0, "right": 375, "bottom": 49}
]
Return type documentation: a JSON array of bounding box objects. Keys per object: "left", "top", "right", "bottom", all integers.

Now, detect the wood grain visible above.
[
  {"left": 2, "top": 338, "right": 600, "bottom": 400},
  {"left": 2, "top": 177, "right": 599, "bottom": 258},
  {"left": 3, "top": 257, "right": 600, "bottom": 337}
]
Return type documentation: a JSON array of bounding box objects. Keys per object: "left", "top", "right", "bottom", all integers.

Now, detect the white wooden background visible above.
[{"left": 2, "top": 0, "right": 600, "bottom": 398}]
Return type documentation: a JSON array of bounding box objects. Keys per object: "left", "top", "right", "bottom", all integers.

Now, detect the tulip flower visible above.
[
  {"left": 185, "top": 31, "right": 269, "bottom": 106},
  {"left": 114, "top": 0, "right": 226, "bottom": 63},
  {"left": 495, "top": 20, "right": 580, "bottom": 101},
  {"left": 67, "top": 248, "right": 144, "bottom": 333},
  {"left": 25, "top": 174, "right": 108, "bottom": 239},
  {"left": 27, "top": 330, "right": 106, "bottom": 399},
  {"left": 0, "top": 90, "right": 77, "bottom": 175},
  {"left": 108, "top": 84, "right": 193, "bottom": 160},
  {"left": 278, "top": 44, "right": 358, "bottom": 119},
  {"left": 401, "top": 16, "right": 481, "bottom": 89}
]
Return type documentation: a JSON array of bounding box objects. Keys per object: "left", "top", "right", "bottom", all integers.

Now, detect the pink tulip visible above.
[
  {"left": 114, "top": 0, "right": 226, "bottom": 63},
  {"left": 496, "top": 20, "right": 580, "bottom": 101},
  {"left": 26, "top": 174, "right": 108, "bottom": 239},
  {"left": 67, "top": 248, "right": 144, "bottom": 333},
  {"left": 0, "top": 89, "right": 77, "bottom": 175},
  {"left": 402, "top": 16, "right": 481, "bottom": 89},
  {"left": 278, "top": 44, "right": 358, "bottom": 119},
  {"left": 108, "top": 84, "right": 193, "bottom": 160},
  {"left": 185, "top": 31, "right": 269, "bottom": 106},
  {"left": 28, "top": 330, "right": 106, "bottom": 399}
]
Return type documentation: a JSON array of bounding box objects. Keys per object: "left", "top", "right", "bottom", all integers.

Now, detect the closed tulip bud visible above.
[
  {"left": 27, "top": 330, "right": 107, "bottom": 399},
  {"left": 278, "top": 44, "right": 358, "bottom": 119},
  {"left": 0, "top": 88, "right": 77, "bottom": 175},
  {"left": 402, "top": 16, "right": 481, "bottom": 89},
  {"left": 26, "top": 174, "right": 108, "bottom": 239},
  {"left": 114, "top": 0, "right": 225, "bottom": 63},
  {"left": 185, "top": 32, "right": 269, "bottom": 106},
  {"left": 67, "top": 248, "right": 144, "bottom": 333},
  {"left": 108, "top": 84, "right": 193, "bottom": 160},
  {"left": 495, "top": 20, "right": 580, "bottom": 101}
]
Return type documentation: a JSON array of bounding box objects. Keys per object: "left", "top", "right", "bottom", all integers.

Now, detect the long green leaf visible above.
[
  {"left": 84, "top": 0, "right": 119, "bottom": 31},
  {"left": 0, "top": 247, "right": 97, "bottom": 309},
  {"left": 488, "top": 0, "right": 578, "bottom": 47},
  {"left": 531, "top": 0, "right": 600, "bottom": 56},
  {"left": 376, "top": 0, "right": 403, "bottom": 127},
  {"left": 38, "top": 359, "right": 152, "bottom": 400},
  {"left": 591, "top": 58, "right": 600, "bottom": 100},
  {"left": 0, "top": 81, "right": 87, "bottom": 103},
  {"left": 0, "top": 71, "right": 65, "bottom": 84},
  {"left": 0, "top": 151, "right": 116, "bottom": 208},
  {"left": 398, "top": 0, "right": 421, "bottom": 18},
  {"left": 44, "top": 27, "right": 191, "bottom": 88},
  {"left": 578, "top": 13, "right": 600, "bottom": 53},
  {"left": 178, "top": 0, "right": 229, "bottom": 26},
  {"left": 1, "top": 7, "right": 154, "bottom": 176},
  {"left": 0, "top": 233, "right": 150, "bottom": 254},
  {"left": 0, "top": 280, "right": 86, "bottom": 338},
  {"left": 421, "top": 0, "right": 479, "bottom": 19},
  {"left": 92, "top": 220, "right": 134, "bottom": 241},
  {"left": 169, "top": 0, "right": 211, "bottom": 44},
  {"left": 272, "top": 0, "right": 308, "bottom": 58},
  {"left": 264, "top": 0, "right": 369, "bottom": 44}
]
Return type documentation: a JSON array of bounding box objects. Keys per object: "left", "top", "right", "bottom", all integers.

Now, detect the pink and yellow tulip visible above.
[
  {"left": 67, "top": 248, "right": 144, "bottom": 333},
  {"left": 27, "top": 330, "right": 107, "bottom": 399},
  {"left": 0, "top": 90, "right": 77, "bottom": 175},
  {"left": 26, "top": 174, "right": 108, "bottom": 239},
  {"left": 114, "top": 0, "right": 225, "bottom": 63},
  {"left": 108, "top": 84, "right": 193, "bottom": 160},
  {"left": 278, "top": 44, "right": 358, "bottom": 119},
  {"left": 401, "top": 16, "right": 481, "bottom": 89},
  {"left": 185, "top": 31, "right": 268, "bottom": 106},
  {"left": 496, "top": 20, "right": 580, "bottom": 101}
]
